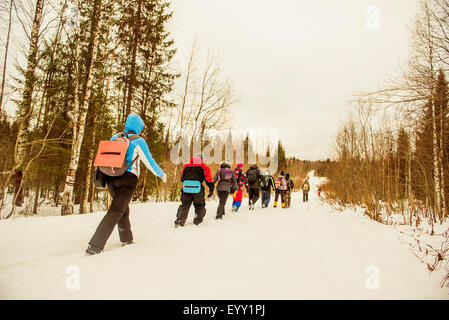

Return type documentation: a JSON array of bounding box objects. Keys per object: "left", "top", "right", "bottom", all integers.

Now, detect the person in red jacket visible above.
[{"left": 175, "top": 154, "right": 214, "bottom": 227}]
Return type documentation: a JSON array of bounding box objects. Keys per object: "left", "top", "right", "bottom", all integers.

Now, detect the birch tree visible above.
[
  {"left": 61, "top": 0, "right": 103, "bottom": 215},
  {"left": 0, "top": 0, "right": 14, "bottom": 113},
  {"left": 13, "top": 0, "right": 45, "bottom": 206},
  {"left": 418, "top": 3, "right": 442, "bottom": 225}
]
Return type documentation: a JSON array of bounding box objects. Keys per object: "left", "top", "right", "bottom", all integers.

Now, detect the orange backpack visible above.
[
  {"left": 275, "top": 176, "right": 287, "bottom": 190},
  {"left": 94, "top": 133, "right": 140, "bottom": 177}
]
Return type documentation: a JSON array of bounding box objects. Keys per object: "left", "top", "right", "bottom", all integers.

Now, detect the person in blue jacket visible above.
[{"left": 86, "top": 113, "right": 166, "bottom": 255}]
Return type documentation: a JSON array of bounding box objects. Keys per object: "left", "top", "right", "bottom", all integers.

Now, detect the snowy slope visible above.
[{"left": 0, "top": 172, "right": 448, "bottom": 299}]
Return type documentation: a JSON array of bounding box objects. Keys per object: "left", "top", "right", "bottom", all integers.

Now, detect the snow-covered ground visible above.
[{"left": 0, "top": 172, "right": 448, "bottom": 299}]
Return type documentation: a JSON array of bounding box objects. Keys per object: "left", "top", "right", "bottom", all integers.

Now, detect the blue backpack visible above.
[{"left": 182, "top": 180, "right": 202, "bottom": 193}]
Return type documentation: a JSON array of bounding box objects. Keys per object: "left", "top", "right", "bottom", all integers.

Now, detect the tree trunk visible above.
[
  {"left": 80, "top": 115, "right": 96, "bottom": 214},
  {"left": 431, "top": 95, "right": 440, "bottom": 227},
  {"left": 0, "top": 0, "right": 14, "bottom": 113},
  {"left": 33, "top": 179, "right": 41, "bottom": 215},
  {"left": 439, "top": 99, "right": 446, "bottom": 221},
  {"left": 407, "top": 160, "right": 410, "bottom": 203},
  {"left": 14, "top": 0, "right": 45, "bottom": 206},
  {"left": 125, "top": 0, "right": 142, "bottom": 116},
  {"left": 13, "top": 170, "right": 24, "bottom": 206},
  {"left": 89, "top": 179, "right": 95, "bottom": 213},
  {"left": 155, "top": 176, "right": 160, "bottom": 202},
  {"left": 54, "top": 176, "right": 60, "bottom": 207},
  {"left": 60, "top": 15, "right": 81, "bottom": 216},
  {"left": 61, "top": 0, "right": 103, "bottom": 215}
]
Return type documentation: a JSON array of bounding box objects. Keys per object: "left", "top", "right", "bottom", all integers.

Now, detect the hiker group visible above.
[{"left": 86, "top": 113, "right": 317, "bottom": 255}]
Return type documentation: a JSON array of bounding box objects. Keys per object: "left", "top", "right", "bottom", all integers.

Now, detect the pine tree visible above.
[{"left": 277, "top": 140, "right": 286, "bottom": 174}]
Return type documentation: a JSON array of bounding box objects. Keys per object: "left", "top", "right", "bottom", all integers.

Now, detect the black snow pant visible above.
[
  {"left": 248, "top": 188, "right": 260, "bottom": 206},
  {"left": 303, "top": 191, "right": 309, "bottom": 202},
  {"left": 274, "top": 189, "right": 286, "bottom": 206},
  {"left": 216, "top": 191, "right": 230, "bottom": 218},
  {"left": 176, "top": 186, "right": 206, "bottom": 225},
  {"left": 89, "top": 172, "right": 138, "bottom": 250},
  {"left": 261, "top": 190, "right": 271, "bottom": 207}
]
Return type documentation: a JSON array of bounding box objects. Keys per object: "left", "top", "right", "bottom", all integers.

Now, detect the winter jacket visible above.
[
  {"left": 286, "top": 179, "right": 295, "bottom": 191},
  {"left": 275, "top": 175, "right": 287, "bottom": 191},
  {"left": 260, "top": 175, "right": 275, "bottom": 192},
  {"left": 234, "top": 167, "right": 248, "bottom": 192},
  {"left": 213, "top": 163, "right": 238, "bottom": 193},
  {"left": 246, "top": 164, "right": 264, "bottom": 189},
  {"left": 110, "top": 113, "right": 164, "bottom": 179},
  {"left": 180, "top": 156, "right": 214, "bottom": 193},
  {"left": 302, "top": 180, "right": 310, "bottom": 193}
]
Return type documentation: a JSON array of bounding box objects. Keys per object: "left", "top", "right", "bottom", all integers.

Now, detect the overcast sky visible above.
[{"left": 169, "top": 0, "right": 420, "bottom": 160}]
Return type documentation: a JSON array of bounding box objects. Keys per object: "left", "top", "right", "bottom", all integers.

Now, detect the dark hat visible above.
[
  {"left": 286, "top": 173, "right": 290, "bottom": 178},
  {"left": 280, "top": 171, "right": 284, "bottom": 176}
]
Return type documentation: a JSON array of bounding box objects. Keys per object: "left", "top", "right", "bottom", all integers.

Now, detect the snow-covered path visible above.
[{"left": 0, "top": 173, "right": 447, "bottom": 299}]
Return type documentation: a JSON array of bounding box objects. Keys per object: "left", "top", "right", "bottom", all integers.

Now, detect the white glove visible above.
[{"left": 161, "top": 173, "right": 167, "bottom": 183}]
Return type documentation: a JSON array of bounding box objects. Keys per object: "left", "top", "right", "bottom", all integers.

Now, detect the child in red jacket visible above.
[{"left": 232, "top": 162, "right": 248, "bottom": 212}]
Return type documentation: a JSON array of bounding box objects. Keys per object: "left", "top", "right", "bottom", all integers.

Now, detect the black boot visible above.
[
  {"left": 174, "top": 220, "right": 184, "bottom": 228},
  {"left": 121, "top": 241, "right": 134, "bottom": 247},
  {"left": 85, "top": 244, "right": 102, "bottom": 255}
]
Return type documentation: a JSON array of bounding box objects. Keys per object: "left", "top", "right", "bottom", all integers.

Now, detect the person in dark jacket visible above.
[
  {"left": 246, "top": 163, "right": 264, "bottom": 210},
  {"left": 285, "top": 173, "right": 295, "bottom": 208},
  {"left": 302, "top": 176, "right": 310, "bottom": 202},
  {"left": 175, "top": 154, "right": 214, "bottom": 227},
  {"left": 232, "top": 162, "right": 248, "bottom": 212},
  {"left": 213, "top": 161, "right": 238, "bottom": 219},
  {"left": 86, "top": 113, "right": 166, "bottom": 255},
  {"left": 260, "top": 170, "right": 275, "bottom": 208}
]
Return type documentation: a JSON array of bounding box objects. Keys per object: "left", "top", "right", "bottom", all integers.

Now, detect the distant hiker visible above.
[
  {"left": 318, "top": 185, "right": 322, "bottom": 198},
  {"left": 213, "top": 161, "right": 238, "bottom": 219},
  {"left": 175, "top": 154, "right": 214, "bottom": 227},
  {"left": 285, "top": 173, "right": 295, "bottom": 208},
  {"left": 274, "top": 171, "right": 287, "bottom": 208},
  {"left": 86, "top": 113, "right": 167, "bottom": 255},
  {"left": 260, "top": 170, "right": 275, "bottom": 208},
  {"left": 302, "top": 176, "right": 310, "bottom": 202},
  {"left": 232, "top": 162, "right": 248, "bottom": 212},
  {"left": 246, "top": 163, "right": 264, "bottom": 210}
]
